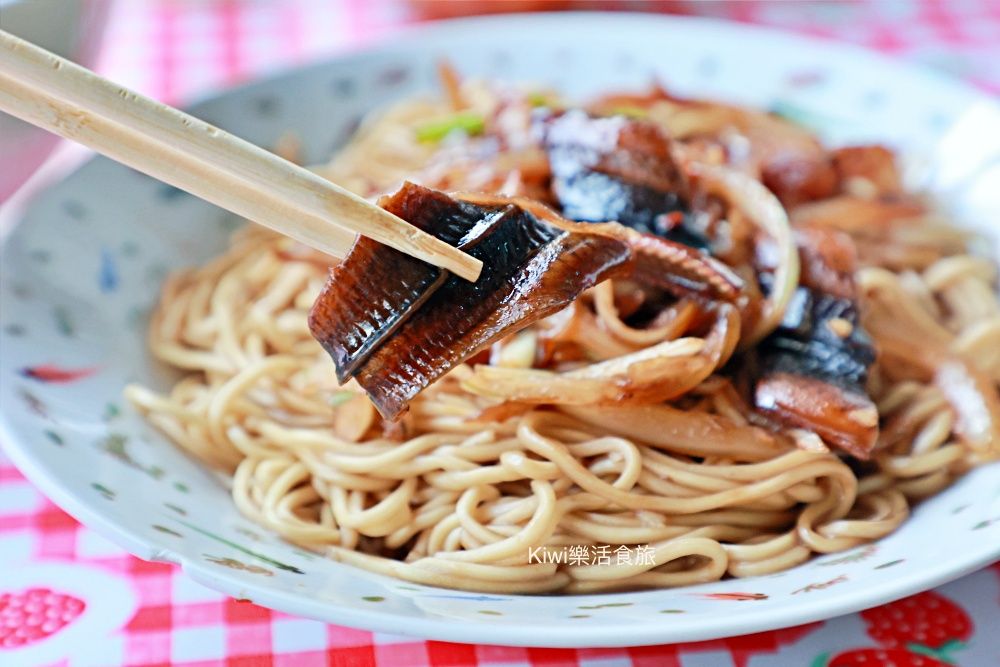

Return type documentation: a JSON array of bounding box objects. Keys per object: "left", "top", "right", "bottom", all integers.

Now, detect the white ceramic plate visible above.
[{"left": 1, "top": 13, "right": 999, "bottom": 648}]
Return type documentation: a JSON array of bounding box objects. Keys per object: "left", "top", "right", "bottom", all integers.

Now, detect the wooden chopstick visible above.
[{"left": 0, "top": 30, "right": 483, "bottom": 282}]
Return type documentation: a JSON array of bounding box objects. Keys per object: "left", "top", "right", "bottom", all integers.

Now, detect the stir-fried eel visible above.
[
  {"left": 587, "top": 86, "right": 838, "bottom": 208},
  {"left": 310, "top": 183, "right": 634, "bottom": 420},
  {"left": 831, "top": 145, "right": 903, "bottom": 198},
  {"left": 310, "top": 184, "right": 508, "bottom": 382},
  {"left": 628, "top": 234, "right": 744, "bottom": 304},
  {"left": 536, "top": 109, "right": 711, "bottom": 251},
  {"left": 755, "top": 229, "right": 880, "bottom": 458}
]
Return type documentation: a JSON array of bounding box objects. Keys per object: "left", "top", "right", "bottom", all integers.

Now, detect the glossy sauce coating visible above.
[
  {"left": 310, "top": 183, "right": 634, "bottom": 420},
  {"left": 756, "top": 229, "right": 880, "bottom": 457}
]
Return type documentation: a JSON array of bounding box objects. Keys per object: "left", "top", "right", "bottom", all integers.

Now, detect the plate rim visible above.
[{"left": 4, "top": 426, "right": 999, "bottom": 648}]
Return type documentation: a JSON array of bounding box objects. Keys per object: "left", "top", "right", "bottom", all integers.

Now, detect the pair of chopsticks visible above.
[{"left": 0, "top": 30, "right": 482, "bottom": 282}]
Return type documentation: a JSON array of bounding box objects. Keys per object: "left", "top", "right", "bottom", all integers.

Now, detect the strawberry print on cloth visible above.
[
  {"left": 0, "top": 563, "right": 137, "bottom": 667},
  {"left": 0, "top": 588, "right": 85, "bottom": 648},
  {"left": 860, "top": 592, "right": 972, "bottom": 661},
  {"left": 817, "top": 591, "right": 975, "bottom": 667},
  {"left": 828, "top": 648, "right": 953, "bottom": 666}
]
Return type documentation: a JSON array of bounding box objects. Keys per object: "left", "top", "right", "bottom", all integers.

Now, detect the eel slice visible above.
[
  {"left": 309, "top": 183, "right": 634, "bottom": 420},
  {"left": 755, "top": 228, "right": 880, "bottom": 458},
  {"left": 536, "top": 109, "right": 711, "bottom": 250}
]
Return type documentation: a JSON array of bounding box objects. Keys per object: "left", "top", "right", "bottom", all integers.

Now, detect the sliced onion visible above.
[
  {"left": 693, "top": 164, "right": 800, "bottom": 345},
  {"left": 558, "top": 403, "right": 791, "bottom": 462},
  {"left": 935, "top": 359, "right": 1000, "bottom": 455},
  {"left": 462, "top": 306, "right": 738, "bottom": 406}
]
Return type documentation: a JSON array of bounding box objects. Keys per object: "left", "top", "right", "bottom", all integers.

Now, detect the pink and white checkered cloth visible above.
[
  {"left": 97, "top": 0, "right": 1000, "bottom": 108},
  {"left": 2, "top": 1, "right": 999, "bottom": 665}
]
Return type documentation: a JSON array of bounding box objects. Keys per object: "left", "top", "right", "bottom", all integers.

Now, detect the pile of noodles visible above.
[{"left": 126, "top": 79, "right": 1000, "bottom": 593}]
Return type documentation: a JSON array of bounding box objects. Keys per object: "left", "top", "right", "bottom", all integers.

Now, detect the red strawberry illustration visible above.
[
  {"left": 0, "top": 587, "right": 86, "bottom": 649},
  {"left": 860, "top": 591, "right": 972, "bottom": 662},
  {"left": 828, "top": 648, "right": 950, "bottom": 666}
]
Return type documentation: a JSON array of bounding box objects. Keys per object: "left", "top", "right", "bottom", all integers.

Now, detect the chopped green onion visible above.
[
  {"left": 609, "top": 105, "right": 649, "bottom": 119},
  {"left": 527, "top": 92, "right": 551, "bottom": 108},
  {"left": 768, "top": 100, "right": 842, "bottom": 132},
  {"left": 327, "top": 391, "right": 356, "bottom": 407},
  {"left": 414, "top": 112, "right": 486, "bottom": 143}
]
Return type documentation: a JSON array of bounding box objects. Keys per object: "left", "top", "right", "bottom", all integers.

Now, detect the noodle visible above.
[{"left": 126, "top": 78, "right": 1000, "bottom": 594}]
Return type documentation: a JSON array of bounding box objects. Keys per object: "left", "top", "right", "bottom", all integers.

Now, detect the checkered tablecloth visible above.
[{"left": 2, "top": 1, "right": 999, "bottom": 666}]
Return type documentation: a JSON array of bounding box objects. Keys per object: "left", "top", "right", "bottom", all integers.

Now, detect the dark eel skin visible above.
[{"left": 309, "top": 182, "right": 633, "bottom": 420}]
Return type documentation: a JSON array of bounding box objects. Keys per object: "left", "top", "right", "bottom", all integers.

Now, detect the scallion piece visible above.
[
  {"left": 414, "top": 112, "right": 485, "bottom": 143},
  {"left": 327, "top": 391, "right": 356, "bottom": 407},
  {"left": 528, "top": 92, "right": 551, "bottom": 107},
  {"left": 609, "top": 105, "right": 649, "bottom": 119}
]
